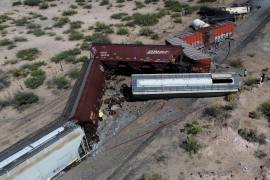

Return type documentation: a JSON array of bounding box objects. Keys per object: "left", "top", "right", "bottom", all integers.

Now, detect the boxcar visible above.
[
  {"left": 167, "top": 21, "right": 234, "bottom": 48},
  {"left": 72, "top": 59, "right": 105, "bottom": 125},
  {"left": 91, "top": 44, "right": 184, "bottom": 72}
]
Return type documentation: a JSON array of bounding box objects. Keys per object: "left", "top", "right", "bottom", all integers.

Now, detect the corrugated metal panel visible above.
[
  {"left": 132, "top": 73, "right": 241, "bottom": 96},
  {"left": 30, "top": 127, "right": 65, "bottom": 148},
  {"left": 166, "top": 38, "right": 210, "bottom": 60},
  {"left": 137, "top": 77, "right": 213, "bottom": 87}
]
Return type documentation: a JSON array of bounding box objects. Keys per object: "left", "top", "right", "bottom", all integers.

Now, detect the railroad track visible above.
[
  {"left": 0, "top": 91, "right": 70, "bottom": 154},
  {"left": 216, "top": 5, "right": 270, "bottom": 64}
]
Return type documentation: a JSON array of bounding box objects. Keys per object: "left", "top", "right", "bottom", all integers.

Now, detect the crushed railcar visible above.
[
  {"left": 71, "top": 59, "right": 105, "bottom": 126},
  {"left": 131, "top": 73, "right": 241, "bottom": 98},
  {"left": 0, "top": 122, "right": 90, "bottom": 180},
  {"left": 167, "top": 21, "right": 234, "bottom": 49}
]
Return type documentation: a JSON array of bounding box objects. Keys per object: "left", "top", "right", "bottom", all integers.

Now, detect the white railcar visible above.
[
  {"left": 224, "top": 6, "right": 251, "bottom": 15},
  {"left": 0, "top": 122, "right": 90, "bottom": 180}
]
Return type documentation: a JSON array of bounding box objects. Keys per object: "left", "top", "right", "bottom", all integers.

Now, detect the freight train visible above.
[{"left": 0, "top": 122, "right": 90, "bottom": 180}]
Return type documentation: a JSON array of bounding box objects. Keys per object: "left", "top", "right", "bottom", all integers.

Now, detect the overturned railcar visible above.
[
  {"left": 0, "top": 122, "right": 90, "bottom": 180},
  {"left": 167, "top": 21, "right": 234, "bottom": 49},
  {"left": 132, "top": 73, "right": 241, "bottom": 98},
  {"left": 71, "top": 59, "right": 105, "bottom": 126},
  {"left": 91, "top": 44, "right": 187, "bottom": 73}
]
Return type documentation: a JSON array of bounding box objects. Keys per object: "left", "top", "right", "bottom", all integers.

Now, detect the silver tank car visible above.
[{"left": 0, "top": 122, "right": 90, "bottom": 180}]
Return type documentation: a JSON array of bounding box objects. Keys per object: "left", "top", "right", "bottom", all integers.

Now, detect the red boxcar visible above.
[
  {"left": 168, "top": 21, "right": 234, "bottom": 48},
  {"left": 209, "top": 21, "right": 234, "bottom": 43},
  {"left": 73, "top": 59, "right": 105, "bottom": 125},
  {"left": 91, "top": 44, "right": 183, "bottom": 72},
  {"left": 190, "top": 58, "right": 212, "bottom": 73},
  {"left": 176, "top": 31, "right": 204, "bottom": 49}
]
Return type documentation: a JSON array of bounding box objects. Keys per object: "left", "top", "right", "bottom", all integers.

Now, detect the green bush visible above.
[
  {"left": 12, "top": 1, "right": 22, "bottom": 6},
  {"left": 76, "top": 56, "right": 88, "bottom": 63},
  {"left": 80, "top": 41, "right": 90, "bottom": 50},
  {"left": 144, "top": 0, "right": 159, "bottom": 4},
  {"left": 94, "top": 22, "right": 114, "bottom": 34},
  {"left": 22, "top": 61, "right": 46, "bottom": 71},
  {"left": 70, "top": 4, "right": 78, "bottom": 9},
  {"left": 203, "top": 105, "right": 225, "bottom": 118},
  {"left": 0, "top": 70, "right": 10, "bottom": 91},
  {"left": 111, "top": 13, "right": 128, "bottom": 19},
  {"left": 202, "top": 105, "right": 232, "bottom": 124},
  {"left": 68, "top": 68, "right": 81, "bottom": 79},
  {"left": 134, "top": 40, "right": 143, "bottom": 44},
  {"left": 238, "top": 128, "right": 266, "bottom": 144},
  {"left": 134, "top": 1, "right": 145, "bottom": 10},
  {"left": 51, "top": 48, "right": 81, "bottom": 63},
  {"left": 14, "top": 17, "right": 30, "bottom": 26},
  {"left": 24, "top": 69, "right": 46, "bottom": 89},
  {"left": 52, "top": 76, "right": 70, "bottom": 89},
  {"left": 14, "top": 36, "right": 28, "bottom": 42},
  {"left": 0, "top": 39, "right": 13, "bottom": 46},
  {"left": 14, "top": 92, "right": 39, "bottom": 109},
  {"left": 260, "top": 101, "right": 270, "bottom": 121},
  {"left": 249, "top": 111, "right": 259, "bottom": 119},
  {"left": 244, "top": 77, "right": 258, "bottom": 86},
  {"left": 173, "top": 17, "right": 182, "bottom": 23},
  {"left": 254, "top": 150, "right": 267, "bottom": 159},
  {"left": 133, "top": 13, "right": 159, "bottom": 26},
  {"left": 182, "top": 121, "right": 202, "bottom": 135},
  {"left": 198, "top": 0, "right": 217, "bottom": 3},
  {"left": 39, "top": 2, "right": 49, "bottom": 9},
  {"left": 0, "top": 15, "right": 11, "bottom": 24},
  {"left": 16, "top": 48, "right": 40, "bottom": 61},
  {"left": 164, "top": 0, "right": 197, "bottom": 14},
  {"left": 27, "top": 28, "right": 46, "bottom": 37},
  {"left": 117, "top": 27, "right": 129, "bottom": 35},
  {"left": 83, "top": 4, "right": 92, "bottom": 9},
  {"left": 116, "top": 0, "right": 125, "bottom": 3},
  {"left": 12, "top": 69, "right": 29, "bottom": 78},
  {"left": 139, "top": 27, "right": 154, "bottom": 36},
  {"left": 24, "top": 75, "right": 45, "bottom": 89},
  {"left": 53, "top": 17, "right": 70, "bottom": 27},
  {"left": 143, "top": 174, "right": 165, "bottom": 180},
  {"left": 68, "top": 30, "right": 84, "bottom": 41},
  {"left": 99, "top": 0, "right": 109, "bottom": 6},
  {"left": 82, "top": 33, "right": 111, "bottom": 46},
  {"left": 70, "top": 21, "right": 83, "bottom": 29},
  {"left": 62, "top": 10, "right": 78, "bottom": 16},
  {"left": 229, "top": 59, "right": 243, "bottom": 68},
  {"left": 0, "top": 99, "right": 10, "bottom": 111},
  {"left": 24, "top": 0, "right": 41, "bottom": 6},
  {"left": 151, "top": 33, "right": 159, "bottom": 40},
  {"left": 181, "top": 136, "right": 201, "bottom": 155},
  {"left": 0, "top": 24, "right": 9, "bottom": 31}
]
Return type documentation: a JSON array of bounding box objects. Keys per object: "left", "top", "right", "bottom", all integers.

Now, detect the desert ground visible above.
[{"left": 1, "top": 0, "right": 270, "bottom": 179}]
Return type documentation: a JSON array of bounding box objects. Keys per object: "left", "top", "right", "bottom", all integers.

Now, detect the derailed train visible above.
[{"left": 0, "top": 20, "right": 235, "bottom": 179}]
